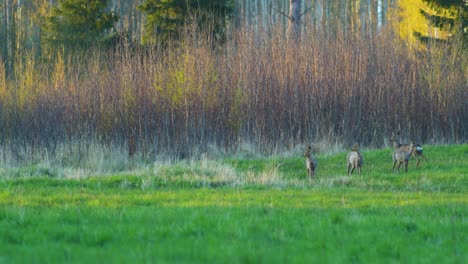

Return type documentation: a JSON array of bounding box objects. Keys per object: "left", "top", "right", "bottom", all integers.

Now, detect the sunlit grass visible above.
[
  {"left": 0, "top": 186, "right": 466, "bottom": 209},
  {"left": 0, "top": 144, "right": 466, "bottom": 262}
]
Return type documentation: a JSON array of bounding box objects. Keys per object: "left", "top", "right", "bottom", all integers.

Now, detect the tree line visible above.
[
  {"left": 0, "top": 0, "right": 234, "bottom": 77},
  {"left": 2, "top": 1, "right": 465, "bottom": 68}
]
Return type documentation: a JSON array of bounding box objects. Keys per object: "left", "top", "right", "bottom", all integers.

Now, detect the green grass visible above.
[{"left": 0, "top": 144, "right": 467, "bottom": 263}]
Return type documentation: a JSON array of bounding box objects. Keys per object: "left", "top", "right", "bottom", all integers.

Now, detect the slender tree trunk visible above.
[
  {"left": 6, "top": 0, "right": 13, "bottom": 78},
  {"left": 1, "top": 0, "right": 6, "bottom": 64},
  {"left": 287, "top": 0, "right": 301, "bottom": 41}
]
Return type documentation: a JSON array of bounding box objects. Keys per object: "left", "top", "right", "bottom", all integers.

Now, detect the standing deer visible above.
[
  {"left": 303, "top": 146, "right": 317, "bottom": 180},
  {"left": 347, "top": 144, "right": 363, "bottom": 175},
  {"left": 392, "top": 141, "right": 415, "bottom": 173},
  {"left": 412, "top": 143, "right": 428, "bottom": 167},
  {"left": 390, "top": 131, "right": 428, "bottom": 167}
]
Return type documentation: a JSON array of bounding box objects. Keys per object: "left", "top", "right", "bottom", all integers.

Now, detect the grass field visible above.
[{"left": 0, "top": 145, "right": 467, "bottom": 263}]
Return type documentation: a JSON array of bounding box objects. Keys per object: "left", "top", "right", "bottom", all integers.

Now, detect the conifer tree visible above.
[
  {"left": 417, "top": 0, "right": 467, "bottom": 46},
  {"left": 42, "top": 0, "right": 118, "bottom": 51},
  {"left": 138, "top": 0, "right": 234, "bottom": 45}
]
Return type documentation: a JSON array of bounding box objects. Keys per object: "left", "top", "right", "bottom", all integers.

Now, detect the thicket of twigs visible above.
[{"left": 0, "top": 25, "right": 466, "bottom": 158}]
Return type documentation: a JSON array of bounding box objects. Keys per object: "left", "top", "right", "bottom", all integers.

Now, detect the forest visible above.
[{"left": 0, "top": 0, "right": 466, "bottom": 159}]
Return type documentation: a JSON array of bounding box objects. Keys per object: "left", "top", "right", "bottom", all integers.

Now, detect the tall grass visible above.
[
  {"left": 0, "top": 144, "right": 465, "bottom": 195},
  {"left": 0, "top": 23, "right": 466, "bottom": 158}
]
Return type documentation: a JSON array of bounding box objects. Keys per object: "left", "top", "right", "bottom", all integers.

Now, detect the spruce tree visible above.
[
  {"left": 418, "top": 0, "right": 467, "bottom": 47},
  {"left": 138, "top": 0, "right": 234, "bottom": 45},
  {"left": 42, "top": 0, "right": 118, "bottom": 51}
]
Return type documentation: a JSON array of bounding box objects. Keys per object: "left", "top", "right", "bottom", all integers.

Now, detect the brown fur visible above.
[
  {"left": 347, "top": 144, "right": 363, "bottom": 175},
  {"left": 392, "top": 141, "right": 415, "bottom": 173},
  {"left": 303, "top": 146, "right": 318, "bottom": 180},
  {"left": 390, "top": 131, "right": 428, "bottom": 167}
]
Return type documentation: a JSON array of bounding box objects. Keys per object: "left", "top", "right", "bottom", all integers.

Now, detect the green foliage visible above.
[
  {"left": 0, "top": 59, "right": 6, "bottom": 98},
  {"left": 42, "top": 0, "right": 119, "bottom": 51},
  {"left": 138, "top": 0, "right": 234, "bottom": 45}
]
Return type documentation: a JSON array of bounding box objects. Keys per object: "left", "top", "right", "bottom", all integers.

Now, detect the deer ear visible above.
[
  {"left": 396, "top": 130, "right": 401, "bottom": 135},
  {"left": 308, "top": 146, "right": 312, "bottom": 150}
]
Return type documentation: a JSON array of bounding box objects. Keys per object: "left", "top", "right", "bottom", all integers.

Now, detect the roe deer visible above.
[
  {"left": 392, "top": 141, "right": 415, "bottom": 173},
  {"left": 303, "top": 146, "right": 317, "bottom": 179},
  {"left": 412, "top": 143, "right": 428, "bottom": 167},
  {"left": 390, "top": 131, "right": 428, "bottom": 167},
  {"left": 347, "top": 144, "right": 363, "bottom": 175}
]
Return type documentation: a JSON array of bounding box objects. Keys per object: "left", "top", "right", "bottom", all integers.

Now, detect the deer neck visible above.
[{"left": 391, "top": 140, "right": 400, "bottom": 149}]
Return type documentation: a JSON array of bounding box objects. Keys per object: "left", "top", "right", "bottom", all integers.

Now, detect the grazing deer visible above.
[
  {"left": 390, "top": 131, "right": 428, "bottom": 167},
  {"left": 412, "top": 143, "right": 428, "bottom": 167},
  {"left": 303, "top": 146, "right": 318, "bottom": 180},
  {"left": 347, "top": 144, "right": 363, "bottom": 175},
  {"left": 392, "top": 141, "right": 415, "bottom": 173}
]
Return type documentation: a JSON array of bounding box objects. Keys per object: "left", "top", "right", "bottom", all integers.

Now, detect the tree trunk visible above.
[{"left": 287, "top": 0, "right": 301, "bottom": 41}]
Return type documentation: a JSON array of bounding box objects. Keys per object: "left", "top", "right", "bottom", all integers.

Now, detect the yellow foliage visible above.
[
  {"left": 0, "top": 60, "right": 7, "bottom": 99},
  {"left": 15, "top": 57, "right": 38, "bottom": 109},
  {"left": 121, "top": 70, "right": 135, "bottom": 108},
  {"left": 152, "top": 47, "right": 221, "bottom": 112},
  {"left": 395, "top": 0, "right": 454, "bottom": 48},
  {"left": 169, "top": 66, "right": 186, "bottom": 106},
  {"left": 152, "top": 52, "right": 188, "bottom": 109},
  {"left": 153, "top": 51, "right": 198, "bottom": 109},
  {"left": 227, "top": 87, "right": 246, "bottom": 132},
  {"left": 52, "top": 53, "right": 66, "bottom": 92}
]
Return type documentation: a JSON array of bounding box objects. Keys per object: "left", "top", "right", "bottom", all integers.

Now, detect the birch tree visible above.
[
  {"left": 274, "top": 0, "right": 305, "bottom": 42},
  {"left": 287, "top": 0, "right": 301, "bottom": 41}
]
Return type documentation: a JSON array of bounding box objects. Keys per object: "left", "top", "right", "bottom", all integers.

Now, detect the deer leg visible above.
[
  {"left": 350, "top": 166, "right": 355, "bottom": 175},
  {"left": 392, "top": 160, "right": 397, "bottom": 173},
  {"left": 397, "top": 162, "right": 402, "bottom": 173},
  {"left": 347, "top": 163, "right": 351, "bottom": 175},
  {"left": 357, "top": 166, "right": 361, "bottom": 176},
  {"left": 404, "top": 162, "right": 408, "bottom": 172},
  {"left": 310, "top": 168, "right": 315, "bottom": 179},
  {"left": 422, "top": 154, "right": 428, "bottom": 163}
]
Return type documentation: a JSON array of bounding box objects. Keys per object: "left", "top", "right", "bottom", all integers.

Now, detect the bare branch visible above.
[
  {"left": 299, "top": 6, "right": 313, "bottom": 18},
  {"left": 273, "top": 7, "right": 291, "bottom": 19}
]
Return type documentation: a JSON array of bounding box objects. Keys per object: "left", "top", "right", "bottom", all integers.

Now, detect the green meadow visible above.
[{"left": 0, "top": 145, "right": 467, "bottom": 263}]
